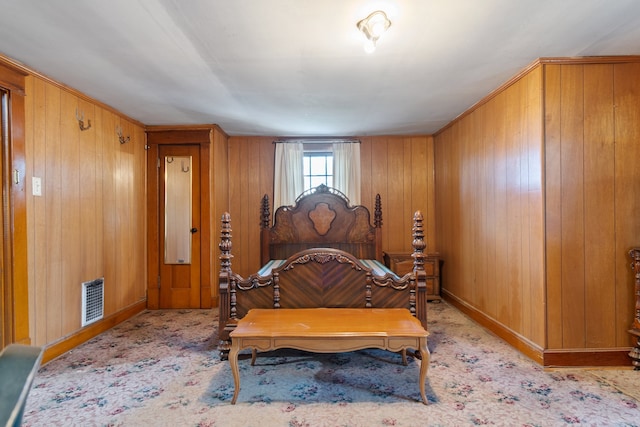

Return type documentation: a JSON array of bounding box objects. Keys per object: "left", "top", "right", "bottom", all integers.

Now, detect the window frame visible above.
[{"left": 302, "top": 144, "right": 333, "bottom": 191}]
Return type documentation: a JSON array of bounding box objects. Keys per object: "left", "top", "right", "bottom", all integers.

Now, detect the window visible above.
[
  {"left": 274, "top": 140, "right": 360, "bottom": 208},
  {"left": 303, "top": 152, "right": 333, "bottom": 191}
]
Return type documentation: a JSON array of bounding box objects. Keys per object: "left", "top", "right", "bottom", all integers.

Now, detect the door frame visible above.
[
  {"left": 158, "top": 144, "right": 201, "bottom": 308},
  {"left": 146, "top": 126, "right": 212, "bottom": 309},
  {"left": 0, "top": 60, "right": 29, "bottom": 348}
]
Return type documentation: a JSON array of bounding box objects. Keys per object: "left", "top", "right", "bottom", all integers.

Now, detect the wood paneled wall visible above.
[
  {"left": 226, "top": 136, "right": 275, "bottom": 277},
  {"left": 224, "top": 136, "right": 435, "bottom": 278},
  {"left": 434, "top": 66, "right": 546, "bottom": 350},
  {"left": 24, "top": 75, "right": 147, "bottom": 348},
  {"left": 544, "top": 61, "right": 640, "bottom": 351},
  {"left": 210, "top": 127, "right": 229, "bottom": 303},
  {"left": 360, "top": 136, "right": 436, "bottom": 255},
  {"left": 435, "top": 58, "right": 640, "bottom": 364}
]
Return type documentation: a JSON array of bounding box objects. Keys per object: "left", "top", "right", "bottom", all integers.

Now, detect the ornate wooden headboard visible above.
[{"left": 260, "top": 184, "right": 382, "bottom": 264}]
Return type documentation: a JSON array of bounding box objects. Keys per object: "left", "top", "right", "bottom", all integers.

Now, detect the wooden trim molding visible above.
[
  {"left": 543, "top": 348, "right": 632, "bottom": 368},
  {"left": 443, "top": 291, "right": 634, "bottom": 368},
  {"left": 0, "top": 60, "right": 27, "bottom": 95},
  {"left": 435, "top": 55, "right": 640, "bottom": 136},
  {"left": 146, "top": 125, "right": 216, "bottom": 309},
  {"left": 0, "top": 58, "right": 29, "bottom": 348},
  {"left": 538, "top": 55, "right": 640, "bottom": 65},
  {"left": 442, "top": 290, "right": 544, "bottom": 365},
  {"left": 41, "top": 300, "right": 146, "bottom": 365},
  {"left": 146, "top": 124, "right": 228, "bottom": 141}
]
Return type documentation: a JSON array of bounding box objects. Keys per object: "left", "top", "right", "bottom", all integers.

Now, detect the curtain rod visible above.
[{"left": 273, "top": 138, "right": 360, "bottom": 144}]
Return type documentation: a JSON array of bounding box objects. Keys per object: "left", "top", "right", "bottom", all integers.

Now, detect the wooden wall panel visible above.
[
  {"left": 481, "top": 103, "right": 496, "bottom": 318},
  {"left": 613, "top": 63, "right": 640, "bottom": 346},
  {"left": 560, "top": 65, "right": 587, "bottom": 348},
  {"left": 226, "top": 137, "right": 275, "bottom": 276},
  {"left": 492, "top": 92, "right": 508, "bottom": 323},
  {"left": 505, "top": 82, "right": 523, "bottom": 332},
  {"left": 435, "top": 128, "right": 459, "bottom": 295},
  {"left": 365, "top": 137, "right": 390, "bottom": 248},
  {"left": 245, "top": 138, "right": 262, "bottom": 271},
  {"left": 24, "top": 75, "right": 147, "bottom": 348},
  {"left": 583, "top": 65, "right": 615, "bottom": 347},
  {"left": 434, "top": 67, "right": 546, "bottom": 348},
  {"left": 362, "top": 136, "right": 436, "bottom": 255},
  {"left": 359, "top": 139, "right": 373, "bottom": 210},
  {"left": 44, "top": 82, "right": 63, "bottom": 343},
  {"left": 100, "top": 109, "right": 118, "bottom": 316},
  {"left": 385, "top": 138, "right": 405, "bottom": 252},
  {"left": 225, "top": 135, "right": 435, "bottom": 278},
  {"left": 79, "top": 98, "right": 99, "bottom": 306},
  {"left": 60, "top": 91, "right": 81, "bottom": 336},
  {"left": 544, "top": 64, "right": 563, "bottom": 348},
  {"left": 544, "top": 61, "right": 640, "bottom": 351},
  {"left": 525, "top": 67, "right": 545, "bottom": 342},
  {"left": 414, "top": 135, "right": 435, "bottom": 250},
  {"left": 134, "top": 124, "right": 147, "bottom": 302},
  {"left": 235, "top": 140, "right": 250, "bottom": 275},
  {"left": 211, "top": 127, "right": 229, "bottom": 303},
  {"left": 26, "top": 76, "right": 48, "bottom": 343},
  {"left": 467, "top": 114, "right": 481, "bottom": 305}
]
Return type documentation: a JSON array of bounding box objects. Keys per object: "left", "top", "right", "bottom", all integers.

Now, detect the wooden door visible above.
[{"left": 157, "top": 144, "right": 201, "bottom": 308}]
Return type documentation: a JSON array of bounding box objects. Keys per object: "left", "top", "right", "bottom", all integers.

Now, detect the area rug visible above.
[{"left": 22, "top": 302, "right": 639, "bottom": 426}]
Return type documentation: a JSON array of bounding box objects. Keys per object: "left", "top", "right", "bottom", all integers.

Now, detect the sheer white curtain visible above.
[
  {"left": 273, "top": 142, "right": 304, "bottom": 210},
  {"left": 333, "top": 142, "right": 361, "bottom": 205}
]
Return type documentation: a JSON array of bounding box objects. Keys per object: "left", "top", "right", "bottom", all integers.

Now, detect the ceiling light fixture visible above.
[{"left": 357, "top": 10, "right": 391, "bottom": 53}]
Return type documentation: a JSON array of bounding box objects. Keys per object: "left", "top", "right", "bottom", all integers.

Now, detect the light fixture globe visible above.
[{"left": 357, "top": 10, "right": 391, "bottom": 52}]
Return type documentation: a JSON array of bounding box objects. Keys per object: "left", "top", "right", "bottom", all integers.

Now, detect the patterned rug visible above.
[{"left": 22, "top": 302, "right": 639, "bottom": 426}]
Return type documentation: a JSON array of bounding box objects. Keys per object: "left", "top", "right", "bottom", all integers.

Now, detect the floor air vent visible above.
[{"left": 82, "top": 278, "right": 104, "bottom": 327}]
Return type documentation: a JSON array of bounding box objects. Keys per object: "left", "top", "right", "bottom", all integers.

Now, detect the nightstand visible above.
[{"left": 383, "top": 251, "right": 442, "bottom": 302}]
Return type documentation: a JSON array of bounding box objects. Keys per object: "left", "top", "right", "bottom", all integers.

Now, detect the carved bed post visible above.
[
  {"left": 629, "top": 248, "right": 640, "bottom": 370},
  {"left": 273, "top": 273, "right": 281, "bottom": 308},
  {"left": 220, "top": 213, "right": 233, "bottom": 272},
  {"left": 412, "top": 211, "right": 428, "bottom": 328},
  {"left": 409, "top": 276, "right": 417, "bottom": 318},
  {"left": 365, "top": 273, "right": 373, "bottom": 308},
  {"left": 374, "top": 194, "right": 383, "bottom": 261},
  {"left": 219, "top": 212, "right": 234, "bottom": 359},
  {"left": 260, "top": 194, "right": 271, "bottom": 265}
]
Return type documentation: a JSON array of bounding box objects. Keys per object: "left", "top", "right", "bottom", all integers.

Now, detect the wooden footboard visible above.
[{"left": 218, "top": 211, "right": 428, "bottom": 360}]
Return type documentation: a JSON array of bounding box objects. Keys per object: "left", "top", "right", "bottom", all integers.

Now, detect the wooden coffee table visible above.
[{"left": 229, "top": 307, "right": 430, "bottom": 404}]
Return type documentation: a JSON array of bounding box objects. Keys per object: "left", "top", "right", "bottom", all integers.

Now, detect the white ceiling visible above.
[{"left": 1, "top": 0, "right": 639, "bottom": 136}]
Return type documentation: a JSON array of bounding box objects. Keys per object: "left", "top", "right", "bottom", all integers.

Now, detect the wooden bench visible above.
[{"left": 229, "top": 307, "right": 430, "bottom": 404}]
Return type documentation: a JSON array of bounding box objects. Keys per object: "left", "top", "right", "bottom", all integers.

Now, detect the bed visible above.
[{"left": 217, "top": 184, "right": 429, "bottom": 359}]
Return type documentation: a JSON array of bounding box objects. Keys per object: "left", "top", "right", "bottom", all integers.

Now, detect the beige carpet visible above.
[{"left": 22, "top": 302, "right": 640, "bottom": 426}]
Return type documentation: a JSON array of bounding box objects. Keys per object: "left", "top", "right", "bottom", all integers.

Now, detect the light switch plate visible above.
[{"left": 32, "top": 176, "right": 42, "bottom": 196}]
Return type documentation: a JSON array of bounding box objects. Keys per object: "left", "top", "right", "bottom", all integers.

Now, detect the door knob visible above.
[{"left": 190, "top": 227, "right": 198, "bottom": 233}]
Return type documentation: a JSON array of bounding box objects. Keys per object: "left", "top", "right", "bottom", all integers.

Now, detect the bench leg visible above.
[
  {"left": 418, "top": 338, "right": 430, "bottom": 405},
  {"left": 229, "top": 340, "right": 241, "bottom": 404}
]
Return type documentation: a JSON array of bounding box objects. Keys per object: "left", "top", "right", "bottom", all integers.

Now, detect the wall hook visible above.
[
  {"left": 116, "top": 125, "right": 130, "bottom": 144},
  {"left": 75, "top": 108, "right": 92, "bottom": 131}
]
